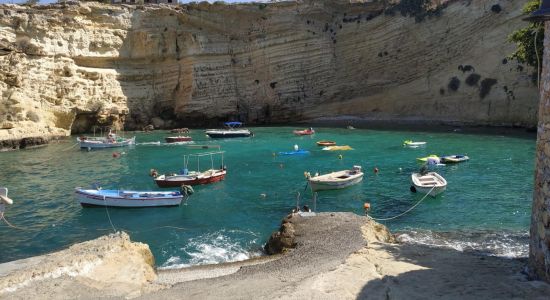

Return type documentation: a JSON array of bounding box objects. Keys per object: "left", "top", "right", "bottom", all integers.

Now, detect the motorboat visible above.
[
  {"left": 307, "top": 166, "right": 364, "bottom": 191},
  {"left": 77, "top": 128, "right": 135, "bottom": 150},
  {"left": 75, "top": 187, "right": 192, "bottom": 207},
  {"left": 165, "top": 136, "right": 193, "bottom": 143},
  {"left": 440, "top": 155, "right": 469, "bottom": 163},
  {"left": 293, "top": 128, "right": 315, "bottom": 135},
  {"left": 153, "top": 151, "right": 227, "bottom": 187},
  {"left": 316, "top": 141, "right": 336, "bottom": 146},
  {"left": 410, "top": 171, "right": 447, "bottom": 197},
  {"left": 403, "top": 140, "right": 427, "bottom": 148},
  {"left": 322, "top": 145, "right": 353, "bottom": 151},
  {"left": 205, "top": 122, "right": 252, "bottom": 138}
]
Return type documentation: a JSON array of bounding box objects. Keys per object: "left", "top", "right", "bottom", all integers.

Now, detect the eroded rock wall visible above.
[{"left": 0, "top": 0, "right": 538, "bottom": 143}]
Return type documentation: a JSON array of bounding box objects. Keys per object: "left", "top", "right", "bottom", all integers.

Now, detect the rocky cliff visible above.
[{"left": 0, "top": 0, "right": 538, "bottom": 144}]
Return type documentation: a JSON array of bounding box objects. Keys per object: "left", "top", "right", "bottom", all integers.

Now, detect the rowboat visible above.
[
  {"left": 153, "top": 151, "right": 227, "bottom": 187},
  {"left": 206, "top": 122, "right": 253, "bottom": 138},
  {"left": 293, "top": 128, "right": 315, "bottom": 135},
  {"left": 410, "top": 172, "right": 447, "bottom": 197},
  {"left": 75, "top": 188, "right": 191, "bottom": 207},
  {"left": 165, "top": 136, "right": 193, "bottom": 143},
  {"left": 322, "top": 145, "right": 353, "bottom": 151},
  {"left": 316, "top": 141, "right": 336, "bottom": 146},
  {"left": 440, "top": 155, "right": 469, "bottom": 163},
  {"left": 403, "top": 140, "right": 427, "bottom": 148},
  {"left": 77, "top": 129, "right": 135, "bottom": 150},
  {"left": 307, "top": 166, "right": 363, "bottom": 191}
]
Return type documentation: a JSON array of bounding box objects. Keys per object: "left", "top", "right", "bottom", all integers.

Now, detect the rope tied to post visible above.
[{"left": 366, "top": 185, "right": 436, "bottom": 221}]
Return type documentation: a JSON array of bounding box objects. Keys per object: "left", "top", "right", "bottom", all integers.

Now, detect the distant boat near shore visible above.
[{"left": 206, "top": 122, "right": 253, "bottom": 138}]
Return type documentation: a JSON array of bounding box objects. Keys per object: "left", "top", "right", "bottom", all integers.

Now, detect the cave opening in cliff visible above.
[{"left": 70, "top": 113, "right": 99, "bottom": 134}]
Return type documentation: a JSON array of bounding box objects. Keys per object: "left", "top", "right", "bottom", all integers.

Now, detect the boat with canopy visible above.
[
  {"left": 153, "top": 151, "right": 226, "bottom": 187},
  {"left": 205, "top": 122, "right": 252, "bottom": 138}
]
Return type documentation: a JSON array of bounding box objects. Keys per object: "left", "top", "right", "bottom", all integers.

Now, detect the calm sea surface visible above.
[{"left": 0, "top": 127, "right": 536, "bottom": 267}]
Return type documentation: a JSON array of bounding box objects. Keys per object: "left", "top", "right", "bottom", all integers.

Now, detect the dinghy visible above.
[
  {"left": 293, "top": 128, "right": 315, "bottom": 135},
  {"left": 75, "top": 186, "right": 193, "bottom": 207},
  {"left": 410, "top": 172, "right": 447, "bottom": 197},
  {"left": 307, "top": 166, "right": 363, "bottom": 191},
  {"left": 403, "top": 140, "right": 427, "bottom": 148},
  {"left": 322, "top": 145, "right": 353, "bottom": 151},
  {"left": 417, "top": 155, "right": 440, "bottom": 162},
  {"left": 440, "top": 155, "right": 469, "bottom": 163},
  {"left": 316, "top": 141, "right": 336, "bottom": 146},
  {"left": 165, "top": 136, "right": 193, "bottom": 143}
]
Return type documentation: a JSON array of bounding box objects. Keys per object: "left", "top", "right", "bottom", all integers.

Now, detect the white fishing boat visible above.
[
  {"left": 77, "top": 128, "right": 135, "bottom": 150},
  {"left": 307, "top": 166, "right": 363, "bottom": 191},
  {"left": 410, "top": 171, "right": 447, "bottom": 197},
  {"left": 205, "top": 122, "right": 253, "bottom": 138},
  {"left": 75, "top": 186, "right": 193, "bottom": 207}
]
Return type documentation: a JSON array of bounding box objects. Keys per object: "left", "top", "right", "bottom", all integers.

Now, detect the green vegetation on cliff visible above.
[{"left": 508, "top": 0, "right": 544, "bottom": 71}]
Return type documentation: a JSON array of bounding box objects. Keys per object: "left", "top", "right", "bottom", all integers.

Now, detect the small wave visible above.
[
  {"left": 396, "top": 229, "right": 528, "bottom": 258},
  {"left": 159, "top": 230, "right": 262, "bottom": 269}
]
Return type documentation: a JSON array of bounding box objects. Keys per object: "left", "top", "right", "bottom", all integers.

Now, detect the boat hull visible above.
[
  {"left": 154, "top": 170, "right": 226, "bottom": 187},
  {"left": 165, "top": 136, "right": 192, "bottom": 143},
  {"left": 440, "top": 155, "right": 469, "bottom": 163},
  {"left": 205, "top": 130, "right": 252, "bottom": 138},
  {"left": 411, "top": 172, "right": 447, "bottom": 197},
  {"left": 78, "top": 137, "right": 136, "bottom": 149},
  {"left": 316, "top": 141, "right": 336, "bottom": 146},
  {"left": 308, "top": 170, "right": 363, "bottom": 191},
  {"left": 293, "top": 130, "right": 314, "bottom": 136},
  {"left": 75, "top": 189, "right": 183, "bottom": 207}
]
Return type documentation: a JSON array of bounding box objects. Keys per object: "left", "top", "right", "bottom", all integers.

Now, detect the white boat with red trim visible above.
[{"left": 153, "top": 151, "right": 227, "bottom": 187}]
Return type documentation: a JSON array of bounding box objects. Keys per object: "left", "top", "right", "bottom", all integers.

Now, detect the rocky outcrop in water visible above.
[
  {"left": 264, "top": 214, "right": 297, "bottom": 254},
  {"left": 0, "top": 0, "right": 538, "bottom": 146}
]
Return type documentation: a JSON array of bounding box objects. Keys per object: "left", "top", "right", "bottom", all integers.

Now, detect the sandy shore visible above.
[{"left": 2, "top": 212, "right": 550, "bottom": 299}]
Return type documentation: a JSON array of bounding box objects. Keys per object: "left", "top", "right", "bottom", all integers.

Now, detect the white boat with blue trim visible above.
[
  {"left": 77, "top": 129, "right": 135, "bottom": 150},
  {"left": 75, "top": 187, "right": 193, "bottom": 207},
  {"left": 205, "top": 122, "right": 253, "bottom": 138}
]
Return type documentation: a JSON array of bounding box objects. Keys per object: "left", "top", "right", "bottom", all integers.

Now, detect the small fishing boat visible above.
[
  {"left": 322, "top": 145, "right": 353, "bottom": 151},
  {"left": 205, "top": 122, "right": 252, "bottom": 138},
  {"left": 417, "top": 154, "right": 440, "bottom": 162},
  {"left": 75, "top": 187, "right": 192, "bottom": 208},
  {"left": 410, "top": 172, "right": 447, "bottom": 197},
  {"left": 293, "top": 128, "right": 315, "bottom": 135},
  {"left": 440, "top": 155, "right": 469, "bottom": 163},
  {"left": 316, "top": 140, "right": 336, "bottom": 146},
  {"left": 165, "top": 136, "right": 193, "bottom": 143},
  {"left": 77, "top": 129, "right": 135, "bottom": 150},
  {"left": 403, "top": 140, "right": 427, "bottom": 148},
  {"left": 307, "top": 166, "right": 363, "bottom": 191},
  {"left": 153, "top": 151, "right": 227, "bottom": 187}
]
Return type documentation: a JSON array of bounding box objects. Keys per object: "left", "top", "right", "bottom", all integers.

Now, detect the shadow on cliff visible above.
[{"left": 355, "top": 242, "right": 550, "bottom": 299}]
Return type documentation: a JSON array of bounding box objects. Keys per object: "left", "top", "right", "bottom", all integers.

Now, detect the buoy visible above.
[
  {"left": 374, "top": 167, "right": 379, "bottom": 174},
  {"left": 398, "top": 167, "right": 403, "bottom": 172},
  {"left": 279, "top": 163, "right": 284, "bottom": 169},
  {"left": 294, "top": 144, "right": 299, "bottom": 151},
  {"left": 363, "top": 202, "right": 371, "bottom": 209},
  {"left": 410, "top": 186, "right": 417, "bottom": 193},
  {"left": 272, "top": 152, "right": 276, "bottom": 157},
  {"left": 338, "top": 154, "right": 343, "bottom": 160},
  {"left": 112, "top": 152, "right": 120, "bottom": 158},
  {"left": 260, "top": 193, "right": 267, "bottom": 198}
]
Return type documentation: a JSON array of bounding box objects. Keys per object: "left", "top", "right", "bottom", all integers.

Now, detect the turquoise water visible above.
[{"left": 0, "top": 127, "right": 535, "bottom": 266}]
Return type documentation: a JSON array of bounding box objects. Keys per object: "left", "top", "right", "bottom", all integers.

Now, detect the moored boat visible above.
[
  {"left": 205, "top": 122, "right": 252, "bottom": 138},
  {"left": 77, "top": 129, "right": 135, "bottom": 150},
  {"left": 293, "top": 128, "right": 315, "bottom": 135},
  {"left": 153, "top": 151, "right": 227, "bottom": 187},
  {"left": 403, "top": 140, "right": 427, "bottom": 148},
  {"left": 316, "top": 140, "right": 336, "bottom": 146},
  {"left": 417, "top": 155, "right": 440, "bottom": 162},
  {"left": 165, "top": 136, "right": 193, "bottom": 143},
  {"left": 322, "top": 145, "right": 353, "bottom": 151},
  {"left": 307, "top": 166, "right": 363, "bottom": 191},
  {"left": 440, "top": 155, "right": 469, "bottom": 163},
  {"left": 410, "top": 171, "right": 447, "bottom": 197},
  {"left": 75, "top": 187, "right": 193, "bottom": 207}
]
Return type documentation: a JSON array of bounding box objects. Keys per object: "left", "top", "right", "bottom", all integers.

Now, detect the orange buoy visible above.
[
  {"left": 112, "top": 152, "right": 120, "bottom": 158},
  {"left": 363, "top": 203, "right": 371, "bottom": 209}
]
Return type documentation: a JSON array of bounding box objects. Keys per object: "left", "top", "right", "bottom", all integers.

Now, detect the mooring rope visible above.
[
  {"left": 367, "top": 186, "right": 436, "bottom": 221},
  {"left": 0, "top": 211, "right": 24, "bottom": 230},
  {"left": 102, "top": 195, "right": 117, "bottom": 233}
]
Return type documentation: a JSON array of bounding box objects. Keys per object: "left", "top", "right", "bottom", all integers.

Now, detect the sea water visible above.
[{"left": 0, "top": 127, "right": 535, "bottom": 267}]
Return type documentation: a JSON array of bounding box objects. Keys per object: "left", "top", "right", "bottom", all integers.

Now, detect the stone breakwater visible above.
[{"left": 0, "top": 0, "right": 538, "bottom": 148}]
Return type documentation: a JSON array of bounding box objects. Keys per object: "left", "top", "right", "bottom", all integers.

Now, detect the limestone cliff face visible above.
[{"left": 0, "top": 0, "right": 538, "bottom": 142}]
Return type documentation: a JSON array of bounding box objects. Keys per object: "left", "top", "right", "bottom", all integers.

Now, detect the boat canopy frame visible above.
[
  {"left": 224, "top": 122, "right": 243, "bottom": 128},
  {"left": 183, "top": 151, "right": 225, "bottom": 172}
]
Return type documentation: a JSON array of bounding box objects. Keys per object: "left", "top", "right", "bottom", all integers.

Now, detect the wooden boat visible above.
[
  {"left": 322, "top": 145, "right": 353, "bottom": 151},
  {"left": 403, "top": 140, "right": 427, "bottom": 148},
  {"left": 293, "top": 128, "right": 315, "bottom": 135},
  {"left": 75, "top": 188, "right": 190, "bottom": 207},
  {"left": 77, "top": 129, "right": 135, "bottom": 150},
  {"left": 316, "top": 140, "right": 336, "bottom": 146},
  {"left": 165, "top": 136, "right": 193, "bottom": 143},
  {"left": 410, "top": 172, "right": 447, "bottom": 197},
  {"left": 205, "top": 122, "right": 252, "bottom": 138},
  {"left": 153, "top": 151, "right": 227, "bottom": 187},
  {"left": 307, "top": 166, "right": 363, "bottom": 191},
  {"left": 440, "top": 155, "right": 469, "bottom": 163}
]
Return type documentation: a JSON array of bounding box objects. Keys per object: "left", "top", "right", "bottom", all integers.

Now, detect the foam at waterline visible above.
[
  {"left": 159, "top": 230, "right": 263, "bottom": 270},
  {"left": 396, "top": 229, "right": 529, "bottom": 258}
]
